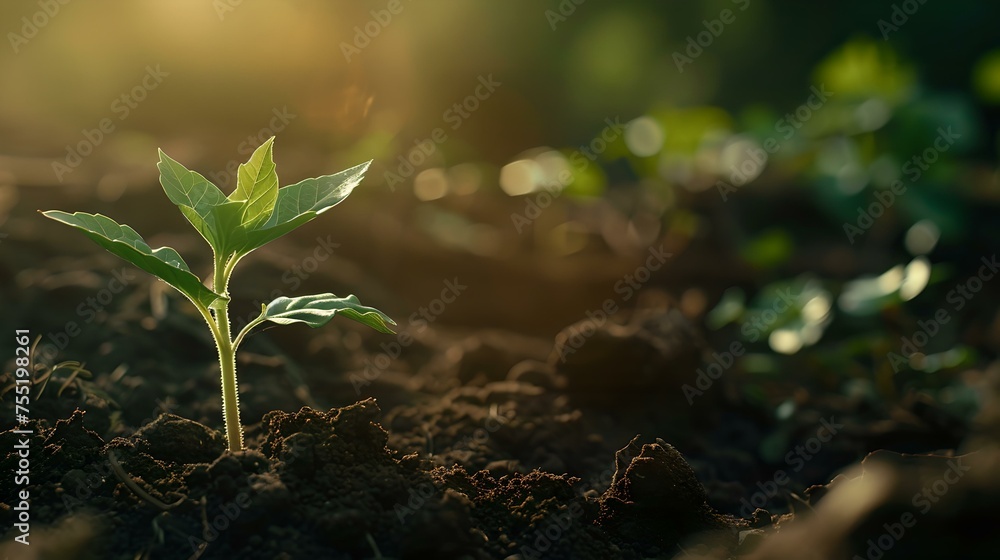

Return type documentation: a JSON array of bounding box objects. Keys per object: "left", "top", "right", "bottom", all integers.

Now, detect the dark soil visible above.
[{"left": 3, "top": 187, "right": 1000, "bottom": 559}]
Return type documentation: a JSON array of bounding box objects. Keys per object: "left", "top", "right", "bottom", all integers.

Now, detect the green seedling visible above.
[{"left": 41, "top": 137, "right": 395, "bottom": 452}]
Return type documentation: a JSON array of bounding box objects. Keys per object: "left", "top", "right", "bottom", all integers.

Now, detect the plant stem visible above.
[
  {"left": 233, "top": 307, "right": 267, "bottom": 351},
  {"left": 212, "top": 254, "right": 243, "bottom": 452},
  {"left": 215, "top": 306, "right": 242, "bottom": 452}
]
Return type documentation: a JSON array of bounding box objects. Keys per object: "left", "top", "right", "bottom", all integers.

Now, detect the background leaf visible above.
[
  {"left": 40, "top": 210, "right": 222, "bottom": 309},
  {"left": 263, "top": 293, "right": 396, "bottom": 334}
]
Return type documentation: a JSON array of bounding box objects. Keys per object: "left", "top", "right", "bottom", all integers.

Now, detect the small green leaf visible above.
[
  {"left": 210, "top": 201, "right": 250, "bottom": 258},
  {"left": 263, "top": 293, "right": 396, "bottom": 334},
  {"left": 239, "top": 161, "right": 371, "bottom": 255},
  {"left": 215, "top": 201, "right": 251, "bottom": 256},
  {"left": 40, "top": 211, "right": 222, "bottom": 309},
  {"left": 230, "top": 137, "right": 278, "bottom": 229},
  {"left": 180, "top": 201, "right": 249, "bottom": 260}
]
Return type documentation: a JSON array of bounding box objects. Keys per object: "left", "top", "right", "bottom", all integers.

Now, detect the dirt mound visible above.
[{"left": 2, "top": 400, "right": 751, "bottom": 559}]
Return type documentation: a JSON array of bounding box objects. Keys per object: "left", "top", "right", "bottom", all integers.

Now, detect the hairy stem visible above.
[
  {"left": 212, "top": 253, "right": 243, "bottom": 452},
  {"left": 215, "top": 305, "right": 242, "bottom": 452},
  {"left": 233, "top": 306, "right": 267, "bottom": 352}
]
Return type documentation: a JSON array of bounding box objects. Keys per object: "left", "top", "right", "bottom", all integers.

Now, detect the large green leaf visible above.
[
  {"left": 239, "top": 161, "right": 371, "bottom": 255},
  {"left": 40, "top": 211, "right": 222, "bottom": 309},
  {"left": 157, "top": 150, "right": 227, "bottom": 220},
  {"left": 230, "top": 137, "right": 278, "bottom": 229},
  {"left": 158, "top": 149, "right": 228, "bottom": 253},
  {"left": 263, "top": 293, "right": 395, "bottom": 334}
]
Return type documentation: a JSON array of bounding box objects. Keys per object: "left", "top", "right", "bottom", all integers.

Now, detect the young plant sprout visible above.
[{"left": 41, "top": 137, "right": 395, "bottom": 452}]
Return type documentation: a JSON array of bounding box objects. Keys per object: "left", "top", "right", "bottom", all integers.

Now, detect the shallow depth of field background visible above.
[{"left": 1, "top": 0, "right": 999, "bottom": 420}]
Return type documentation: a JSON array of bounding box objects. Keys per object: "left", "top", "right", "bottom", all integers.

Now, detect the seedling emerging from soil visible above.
[{"left": 41, "top": 137, "right": 395, "bottom": 452}]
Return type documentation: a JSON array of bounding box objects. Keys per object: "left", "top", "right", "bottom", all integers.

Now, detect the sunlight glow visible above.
[{"left": 624, "top": 116, "right": 664, "bottom": 157}]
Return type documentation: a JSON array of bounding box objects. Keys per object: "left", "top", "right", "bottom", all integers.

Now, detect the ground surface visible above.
[{"left": 2, "top": 184, "right": 999, "bottom": 559}]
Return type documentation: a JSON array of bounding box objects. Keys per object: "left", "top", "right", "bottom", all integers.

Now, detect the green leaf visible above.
[
  {"left": 230, "top": 137, "right": 278, "bottom": 229},
  {"left": 210, "top": 201, "right": 251, "bottom": 258},
  {"left": 158, "top": 149, "right": 228, "bottom": 252},
  {"left": 158, "top": 149, "right": 227, "bottom": 219},
  {"left": 179, "top": 201, "right": 249, "bottom": 260},
  {"left": 263, "top": 293, "right": 395, "bottom": 334},
  {"left": 177, "top": 205, "right": 221, "bottom": 252},
  {"left": 239, "top": 161, "right": 371, "bottom": 255},
  {"left": 40, "top": 211, "right": 222, "bottom": 309}
]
